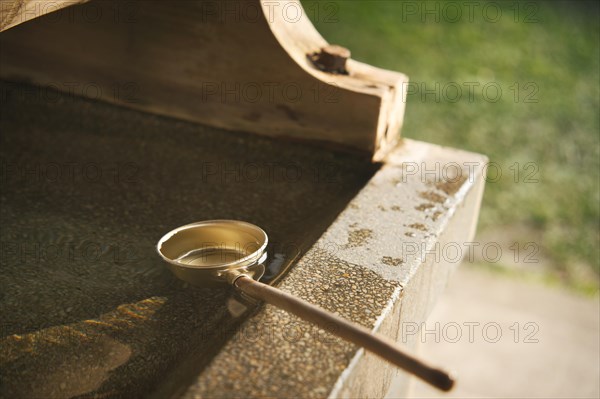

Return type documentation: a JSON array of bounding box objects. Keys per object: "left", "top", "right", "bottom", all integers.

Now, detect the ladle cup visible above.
[{"left": 157, "top": 220, "right": 454, "bottom": 392}]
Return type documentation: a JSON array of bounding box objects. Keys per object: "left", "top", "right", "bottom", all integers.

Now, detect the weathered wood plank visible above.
[
  {"left": 0, "top": 0, "right": 408, "bottom": 160},
  {"left": 0, "top": 0, "right": 87, "bottom": 31}
]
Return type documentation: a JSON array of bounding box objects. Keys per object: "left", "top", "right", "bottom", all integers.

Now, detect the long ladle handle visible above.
[{"left": 234, "top": 275, "right": 454, "bottom": 392}]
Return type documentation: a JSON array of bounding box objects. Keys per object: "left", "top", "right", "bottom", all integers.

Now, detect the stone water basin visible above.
[{"left": 0, "top": 82, "right": 377, "bottom": 398}]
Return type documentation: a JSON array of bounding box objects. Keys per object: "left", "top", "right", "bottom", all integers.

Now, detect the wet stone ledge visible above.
[{"left": 183, "top": 139, "right": 487, "bottom": 398}]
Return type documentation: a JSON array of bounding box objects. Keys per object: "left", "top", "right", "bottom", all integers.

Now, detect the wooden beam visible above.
[
  {"left": 0, "top": 0, "right": 408, "bottom": 160},
  {"left": 0, "top": 0, "right": 87, "bottom": 32}
]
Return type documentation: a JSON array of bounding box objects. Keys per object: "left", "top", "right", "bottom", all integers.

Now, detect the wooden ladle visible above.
[{"left": 157, "top": 220, "right": 454, "bottom": 391}]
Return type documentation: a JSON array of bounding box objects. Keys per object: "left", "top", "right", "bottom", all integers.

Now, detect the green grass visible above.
[{"left": 302, "top": 0, "right": 599, "bottom": 293}]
